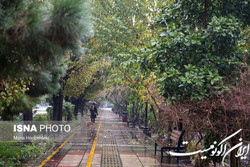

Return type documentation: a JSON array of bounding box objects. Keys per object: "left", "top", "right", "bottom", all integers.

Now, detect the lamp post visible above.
[{"left": 143, "top": 101, "right": 148, "bottom": 133}]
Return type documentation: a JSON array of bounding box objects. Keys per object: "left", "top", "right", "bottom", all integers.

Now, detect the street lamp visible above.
[{"left": 143, "top": 101, "right": 148, "bottom": 133}]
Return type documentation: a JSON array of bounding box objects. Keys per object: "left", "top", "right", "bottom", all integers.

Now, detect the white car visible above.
[{"left": 32, "top": 105, "right": 51, "bottom": 117}]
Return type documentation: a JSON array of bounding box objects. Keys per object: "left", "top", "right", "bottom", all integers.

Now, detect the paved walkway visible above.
[{"left": 34, "top": 108, "right": 189, "bottom": 167}]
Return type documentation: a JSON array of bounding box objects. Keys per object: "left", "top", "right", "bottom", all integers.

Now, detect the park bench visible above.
[{"left": 155, "top": 129, "right": 185, "bottom": 163}]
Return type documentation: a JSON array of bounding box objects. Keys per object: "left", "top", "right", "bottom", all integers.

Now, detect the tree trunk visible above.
[
  {"left": 150, "top": 105, "right": 158, "bottom": 129},
  {"left": 67, "top": 112, "right": 72, "bottom": 121},
  {"left": 23, "top": 110, "right": 33, "bottom": 121},
  {"left": 73, "top": 99, "right": 80, "bottom": 118},
  {"left": 167, "top": 121, "right": 173, "bottom": 138},
  {"left": 230, "top": 149, "right": 238, "bottom": 167},
  {"left": 79, "top": 100, "right": 85, "bottom": 116},
  {"left": 230, "top": 139, "right": 239, "bottom": 167},
  {"left": 203, "top": 0, "right": 208, "bottom": 29},
  {"left": 138, "top": 103, "right": 144, "bottom": 127},
  {"left": 23, "top": 109, "right": 33, "bottom": 143},
  {"left": 52, "top": 90, "right": 63, "bottom": 121}
]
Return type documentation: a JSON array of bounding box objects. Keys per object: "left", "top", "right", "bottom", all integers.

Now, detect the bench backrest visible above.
[{"left": 170, "top": 130, "right": 185, "bottom": 148}]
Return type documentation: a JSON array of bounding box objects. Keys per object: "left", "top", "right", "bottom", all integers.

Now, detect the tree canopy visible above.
[
  {"left": 0, "top": 0, "right": 91, "bottom": 119},
  {"left": 138, "top": 0, "right": 249, "bottom": 101}
]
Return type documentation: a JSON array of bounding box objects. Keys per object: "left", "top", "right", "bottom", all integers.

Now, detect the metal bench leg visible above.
[{"left": 161, "top": 148, "right": 164, "bottom": 163}]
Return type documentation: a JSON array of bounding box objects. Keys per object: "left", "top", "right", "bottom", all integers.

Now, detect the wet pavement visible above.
[{"left": 35, "top": 108, "right": 190, "bottom": 167}]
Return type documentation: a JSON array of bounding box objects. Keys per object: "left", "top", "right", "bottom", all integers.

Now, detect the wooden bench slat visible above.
[
  {"left": 156, "top": 141, "right": 174, "bottom": 147},
  {"left": 171, "top": 133, "right": 181, "bottom": 139},
  {"left": 172, "top": 130, "right": 182, "bottom": 135},
  {"left": 171, "top": 135, "right": 180, "bottom": 141},
  {"left": 170, "top": 136, "right": 179, "bottom": 142},
  {"left": 156, "top": 141, "right": 165, "bottom": 147}
]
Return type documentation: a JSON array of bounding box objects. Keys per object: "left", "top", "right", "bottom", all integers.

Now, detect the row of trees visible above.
[{"left": 90, "top": 0, "right": 249, "bottom": 166}]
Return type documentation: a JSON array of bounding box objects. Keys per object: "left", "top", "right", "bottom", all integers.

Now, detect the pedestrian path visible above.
[{"left": 35, "top": 108, "right": 189, "bottom": 167}]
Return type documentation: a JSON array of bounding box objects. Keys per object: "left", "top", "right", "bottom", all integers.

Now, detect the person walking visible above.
[{"left": 90, "top": 104, "right": 98, "bottom": 123}]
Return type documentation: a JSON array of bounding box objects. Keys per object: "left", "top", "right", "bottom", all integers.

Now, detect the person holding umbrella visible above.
[{"left": 90, "top": 103, "right": 98, "bottom": 123}]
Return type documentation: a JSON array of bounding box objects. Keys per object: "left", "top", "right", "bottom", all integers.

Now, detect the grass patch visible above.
[{"left": 0, "top": 141, "right": 53, "bottom": 167}]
